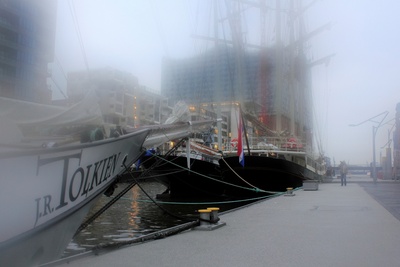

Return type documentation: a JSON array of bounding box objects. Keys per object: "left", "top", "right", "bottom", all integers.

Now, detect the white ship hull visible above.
[{"left": 0, "top": 128, "right": 150, "bottom": 267}]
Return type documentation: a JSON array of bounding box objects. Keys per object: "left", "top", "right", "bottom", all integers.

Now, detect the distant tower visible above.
[{"left": 0, "top": 0, "right": 57, "bottom": 103}]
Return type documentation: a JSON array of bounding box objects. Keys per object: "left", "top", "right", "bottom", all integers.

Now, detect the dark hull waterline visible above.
[
  {"left": 141, "top": 154, "right": 320, "bottom": 199},
  {"left": 140, "top": 155, "right": 224, "bottom": 198},
  {"left": 219, "top": 155, "right": 312, "bottom": 197}
]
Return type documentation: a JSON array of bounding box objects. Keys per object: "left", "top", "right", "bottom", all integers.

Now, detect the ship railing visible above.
[{"left": 224, "top": 136, "right": 308, "bottom": 153}]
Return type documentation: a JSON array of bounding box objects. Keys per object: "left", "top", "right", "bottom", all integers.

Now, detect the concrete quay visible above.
[
  {"left": 329, "top": 173, "right": 395, "bottom": 183},
  {"left": 52, "top": 176, "right": 400, "bottom": 267}
]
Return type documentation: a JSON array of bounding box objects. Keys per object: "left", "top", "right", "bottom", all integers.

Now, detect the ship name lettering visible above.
[
  {"left": 35, "top": 151, "right": 122, "bottom": 227},
  {"left": 34, "top": 194, "right": 53, "bottom": 227}
]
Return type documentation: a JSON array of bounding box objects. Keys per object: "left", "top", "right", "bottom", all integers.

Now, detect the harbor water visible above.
[{"left": 62, "top": 180, "right": 258, "bottom": 258}]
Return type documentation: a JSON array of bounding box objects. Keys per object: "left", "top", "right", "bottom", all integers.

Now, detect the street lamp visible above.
[
  {"left": 380, "top": 119, "right": 396, "bottom": 149},
  {"left": 380, "top": 119, "right": 395, "bottom": 179},
  {"left": 349, "top": 111, "right": 389, "bottom": 182}
]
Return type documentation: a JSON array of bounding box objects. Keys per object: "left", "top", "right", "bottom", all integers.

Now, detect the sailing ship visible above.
[
  {"left": 149, "top": 0, "right": 330, "bottom": 199},
  {"left": 140, "top": 139, "right": 224, "bottom": 199},
  {"left": 219, "top": 114, "right": 325, "bottom": 197},
  {"left": 0, "top": 94, "right": 214, "bottom": 266},
  {"left": 138, "top": 103, "right": 225, "bottom": 199}
]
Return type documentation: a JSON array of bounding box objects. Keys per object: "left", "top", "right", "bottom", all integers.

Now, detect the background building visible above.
[
  {"left": 0, "top": 0, "right": 57, "bottom": 103},
  {"left": 67, "top": 67, "right": 172, "bottom": 130},
  {"left": 127, "top": 85, "right": 171, "bottom": 127},
  {"left": 162, "top": 46, "right": 262, "bottom": 106},
  {"left": 161, "top": 45, "right": 313, "bottom": 147}
]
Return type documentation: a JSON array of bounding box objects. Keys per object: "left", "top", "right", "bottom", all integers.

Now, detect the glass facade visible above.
[
  {"left": 161, "top": 45, "right": 313, "bottom": 140},
  {"left": 0, "top": 0, "right": 57, "bottom": 103}
]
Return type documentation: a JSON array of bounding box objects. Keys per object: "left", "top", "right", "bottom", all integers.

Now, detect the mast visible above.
[
  {"left": 275, "top": 0, "right": 282, "bottom": 133},
  {"left": 289, "top": 0, "right": 296, "bottom": 135},
  {"left": 259, "top": 0, "right": 268, "bottom": 126},
  {"left": 214, "top": 0, "right": 223, "bottom": 150},
  {"left": 192, "top": 0, "right": 326, "bottom": 154},
  {"left": 226, "top": 1, "right": 245, "bottom": 102}
]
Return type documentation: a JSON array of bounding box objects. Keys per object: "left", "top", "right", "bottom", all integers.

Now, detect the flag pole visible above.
[{"left": 239, "top": 104, "right": 251, "bottom": 155}]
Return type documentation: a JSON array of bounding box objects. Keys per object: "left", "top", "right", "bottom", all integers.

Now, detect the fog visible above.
[{"left": 51, "top": 0, "right": 399, "bottom": 166}]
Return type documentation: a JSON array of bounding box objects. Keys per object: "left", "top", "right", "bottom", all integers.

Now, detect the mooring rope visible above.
[
  {"left": 73, "top": 179, "right": 138, "bottom": 237},
  {"left": 121, "top": 161, "right": 198, "bottom": 222},
  {"left": 221, "top": 157, "right": 261, "bottom": 190},
  {"left": 89, "top": 180, "right": 298, "bottom": 254},
  {"left": 91, "top": 220, "right": 199, "bottom": 253},
  {"left": 113, "top": 192, "right": 282, "bottom": 205},
  {"left": 219, "top": 157, "right": 306, "bottom": 194},
  {"left": 149, "top": 152, "right": 279, "bottom": 194},
  {"left": 73, "top": 139, "right": 189, "bottom": 237}
]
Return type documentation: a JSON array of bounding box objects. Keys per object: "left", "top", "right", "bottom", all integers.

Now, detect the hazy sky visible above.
[{"left": 51, "top": 0, "right": 399, "bottom": 166}]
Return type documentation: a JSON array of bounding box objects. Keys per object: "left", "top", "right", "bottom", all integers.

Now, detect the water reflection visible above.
[
  {"left": 63, "top": 180, "right": 258, "bottom": 258},
  {"left": 128, "top": 186, "right": 140, "bottom": 230},
  {"left": 63, "top": 181, "right": 180, "bottom": 257}
]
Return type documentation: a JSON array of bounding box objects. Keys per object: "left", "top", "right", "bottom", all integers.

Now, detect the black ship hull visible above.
[
  {"left": 141, "top": 155, "right": 224, "bottom": 199},
  {"left": 142, "top": 153, "right": 321, "bottom": 200},
  {"left": 219, "top": 155, "right": 314, "bottom": 197}
]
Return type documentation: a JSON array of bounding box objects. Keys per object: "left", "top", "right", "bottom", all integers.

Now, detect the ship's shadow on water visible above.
[{"left": 63, "top": 180, "right": 257, "bottom": 258}]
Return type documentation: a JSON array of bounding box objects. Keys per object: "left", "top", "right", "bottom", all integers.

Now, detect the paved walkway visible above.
[{"left": 48, "top": 177, "right": 400, "bottom": 267}]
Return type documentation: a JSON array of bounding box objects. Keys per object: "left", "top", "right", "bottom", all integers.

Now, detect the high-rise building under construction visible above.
[{"left": 161, "top": 45, "right": 313, "bottom": 144}]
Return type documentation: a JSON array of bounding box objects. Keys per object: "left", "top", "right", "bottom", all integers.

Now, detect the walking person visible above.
[{"left": 339, "top": 161, "right": 348, "bottom": 186}]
